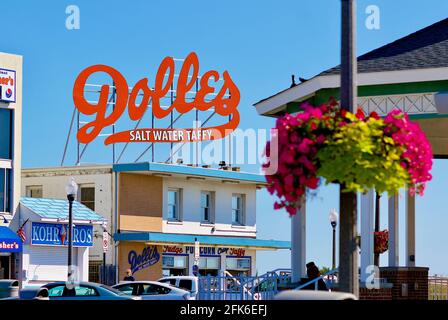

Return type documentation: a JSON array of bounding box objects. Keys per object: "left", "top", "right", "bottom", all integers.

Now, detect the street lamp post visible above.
[
  {"left": 340, "top": 0, "right": 359, "bottom": 296},
  {"left": 329, "top": 209, "right": 338, "bottom": 270},
  {"left": 65, "top": 177, "right": 78, "bottom": 283}
]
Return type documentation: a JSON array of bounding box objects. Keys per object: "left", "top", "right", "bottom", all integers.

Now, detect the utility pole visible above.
[{"left": 339, "top": 0, "right": 359, "bottom": 296}]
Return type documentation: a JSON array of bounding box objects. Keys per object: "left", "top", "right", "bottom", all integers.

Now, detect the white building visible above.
[
  {"left": 0, "top": 52, "right": 22, "bottom": 281},
  {"left": 22, "top": 162, "right": 290, "bottom": 282},
  {"left": 21, "top": 165, "right": 114, "bottom": 283}
]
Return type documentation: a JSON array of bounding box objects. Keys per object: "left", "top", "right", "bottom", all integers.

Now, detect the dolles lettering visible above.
[{"left": 73, "top": 52, "right": 240, "bottom": 145}]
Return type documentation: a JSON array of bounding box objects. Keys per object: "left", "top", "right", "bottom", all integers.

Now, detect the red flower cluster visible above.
[
  {"left": 263, "top": 100, "right": 340, "bottom": 215},
  {"left": 374, "top": 230, "right": 389, "bottom": 255},
  {"left": 384, "top": 110, "right": 433, "bottom": 195}
]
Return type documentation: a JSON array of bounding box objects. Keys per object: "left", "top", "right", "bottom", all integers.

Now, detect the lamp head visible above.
[
  {"left": 329, "top": 208, "right": 338, "bottom": 227},
  {"left": 65, "top": 177, "right": 78, "bottom": 199}
]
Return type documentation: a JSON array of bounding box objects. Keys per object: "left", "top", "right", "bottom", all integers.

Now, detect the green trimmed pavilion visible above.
[{"left": 254, "top": 18, "right": 448, "bottom": 299}]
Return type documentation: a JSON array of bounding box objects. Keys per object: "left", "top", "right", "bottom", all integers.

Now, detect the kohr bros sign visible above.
[{"left": 31, "top": 222, "right": 93, "bottom": 247}]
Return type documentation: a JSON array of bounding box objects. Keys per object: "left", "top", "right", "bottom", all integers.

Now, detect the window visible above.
[
  {"left": 74, "top": 286, "right": 99, "bottom": 296},
  {"left": 167, "top": 189, "right": 180, "bottom": 220},
  {"left": 46, "top": 285, "right": 98, "bottom": 297},
  {"left": 163, "top": 255, "right": 187, "bottom": 269},
  {"left": 201, "top": 191, "right": 214, "bottom": 223},
  {"left": 232, "top": 194, "right": 245, "bottom": 225},
  {"left": 0, "top": 168, "right": 11, "bottom": 213},
  {"left": 47, "top": 285, "right": 65, "bottom": 297},
  {"left": 0, "top": 108, "right": 12, "bottom": 160},
  {"left": 141, "top": 283, "right": 171, "bottom": 295},
  {"left": 114, "top": 283, "right": 136, "bottom": 295},
  {"left": 178, "top": 279, "right": 193, "bottom": 292},
  {"left": 158, "top": 278, "right": 176, "bottom": 286},
  {"left": 226, "top": 258, "right": 251, "bottom": 271},
  {"left": 26, "top": 185, "right": 43, "bottom": 198},
  {"left": 80, "top": 185, "right": 95, "bottom": 211}
]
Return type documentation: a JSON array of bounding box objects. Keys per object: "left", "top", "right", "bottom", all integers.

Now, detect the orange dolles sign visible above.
[{"left": 73, "top": 52, "right": 240, "bottom": 145}]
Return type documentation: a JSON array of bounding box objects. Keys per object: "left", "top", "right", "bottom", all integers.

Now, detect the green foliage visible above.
[{"left": 316, "top": 114, "right": 409, "bottom": 194}]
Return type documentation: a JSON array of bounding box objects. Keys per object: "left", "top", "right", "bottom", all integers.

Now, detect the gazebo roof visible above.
[
  {"left": 254, "top": 18, "right": 448, "bottom": 115},
  {"left": 320, "top": 18, "right": 448, "bottom": 76}
]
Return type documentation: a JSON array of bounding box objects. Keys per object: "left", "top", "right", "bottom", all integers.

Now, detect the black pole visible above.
[
  {"left": 332, "top": 223, "right": 337, "bottom": 270},
  {"left": 339, "top": 0, "right": 359, "bottom": 296},
  {"left": 374, "top": 192, "right": 380, "bottom": 266},
  {"left": 103, "top": 251, "right": 106, "bottom": 284},
  {"left": 67, "top": 194, "right": 75, "bottom": 282}
]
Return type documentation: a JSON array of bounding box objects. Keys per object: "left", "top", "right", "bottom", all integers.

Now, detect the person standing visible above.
[{"left": 123, "top": 269, "right": 135, "bottom": 281}]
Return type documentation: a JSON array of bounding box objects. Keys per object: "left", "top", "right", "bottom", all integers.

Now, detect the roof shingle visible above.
[
  {"left": 320, "top": 18, "right": 448, "bottom": 75},
  {"left": 21, "top": 197, "right": 105, "bottom": 222}
]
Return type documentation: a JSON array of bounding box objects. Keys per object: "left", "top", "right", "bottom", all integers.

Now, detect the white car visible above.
[
  {"left": 157, "top": 276, "right": 198, "bottom": 300},
  {"left": 113, "top": 281, "right": 191, "bottom": 300}
]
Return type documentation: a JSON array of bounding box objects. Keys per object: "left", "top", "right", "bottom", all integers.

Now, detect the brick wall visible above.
[
  {"left": 380, "top": 267, "right": 429, "bottom": 300},
  {"left": 359, "top": 287, "right": 392, "bottom": 300}
]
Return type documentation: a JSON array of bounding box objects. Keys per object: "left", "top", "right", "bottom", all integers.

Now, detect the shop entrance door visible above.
[{"left": 0, "top": 255, "right": 10, "bottom": 279}]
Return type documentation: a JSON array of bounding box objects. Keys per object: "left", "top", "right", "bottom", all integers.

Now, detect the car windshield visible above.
[{"left": 100, "top": 285, "right": 129, "bottom": 296}]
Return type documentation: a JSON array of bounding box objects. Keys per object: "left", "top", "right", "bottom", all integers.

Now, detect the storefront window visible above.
[
  {"left": 198, "top": 256, "right": 220, "bottom": 276},
  {"left": 0, "top": 108, "right": 12, "bottom": 160},
  {"left": 162, "top": 255, "right": 188, "bottom": 276},
  {"left": 0, "top": 168, "right": 11, "bottom": 213},
  {"left": 226, "top": 257, "right": 251, "bottom": 277}
]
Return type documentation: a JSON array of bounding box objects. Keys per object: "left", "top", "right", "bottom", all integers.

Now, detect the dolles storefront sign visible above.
[
  {"left": 0, "top": 68, "right": 16, "bottom": 103},
  {"left": 128, "top": 245, "right": 160, "bottom": 274},
  {"left": 73, "top": 52, "right": 240, "bottom": 145},
  {"left": 31, "top": 222, "right": 93, "bottom": 247}
]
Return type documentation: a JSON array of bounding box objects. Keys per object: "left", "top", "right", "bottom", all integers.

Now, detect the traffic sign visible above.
[{"left": 102, "top": 231, "right": 109, "bottom": 252}]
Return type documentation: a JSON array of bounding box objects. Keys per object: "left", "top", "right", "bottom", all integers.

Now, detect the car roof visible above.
[
  {"left": 114, "top": 281, "right": 189, "bottom": 293},
  {"left": 42, "top": 281, "right": 103, "bottom": 288},
  {"left": 158, "top": 276, "right": 196, "bottom": 280}
]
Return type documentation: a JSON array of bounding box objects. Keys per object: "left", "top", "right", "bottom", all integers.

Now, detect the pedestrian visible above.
[
  {"left": 304, "top": 262, "right": 328, "bottom": 291},
  {"left": 123, "top": 269, "right": 135, "bottom": 281}
]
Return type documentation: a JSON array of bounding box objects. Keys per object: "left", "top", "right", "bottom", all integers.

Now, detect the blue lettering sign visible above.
[
  {"left": 128, "top": 246, "right": 160, "bottom": 274},
  {"left": 31, "top": 222, "right": 93, "bottom": 247}
]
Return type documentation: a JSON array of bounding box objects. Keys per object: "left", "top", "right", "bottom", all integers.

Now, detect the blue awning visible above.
[
  {"left": 0, "top": 226, "right": 22, "bottom": 253},
  {"left": 114, "top": 232, "right": 290, "bottom": 250}
]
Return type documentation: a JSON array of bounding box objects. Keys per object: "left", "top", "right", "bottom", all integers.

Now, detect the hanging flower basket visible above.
[
  {"left": 374, "top": 230, "right": 389, "bottom": 254},
  {"left": 263, "top": 99, "right": 433, "bottom": 215}
]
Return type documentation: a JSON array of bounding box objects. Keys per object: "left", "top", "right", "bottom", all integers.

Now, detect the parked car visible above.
[
  {"left": 2, "top": 287, "right": 49, "bottom": 300},
  {"left": 113, "top": 281, "right": 191, "bottom": 300},
  {"left": 41, "top": 281, "right": 140, "bottom": 300},
  {"left": 157, "top": 276, "right": 198, "bottom": 299},
  {"left": 274, "top": 290, "right": 357, "bottom": 300}
]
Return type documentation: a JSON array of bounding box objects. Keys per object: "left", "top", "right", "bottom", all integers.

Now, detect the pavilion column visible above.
[
  {"left": 360, "top": 189, "right": 374, "bottom": 282},
  {"left": 388, "top": 194, "right": 399, "bottom": 266},
  {"left": 405, "top": 188, "right": 416, "bottom": 267},
  {"left": 291, "top": 196, "right": 306, "bottom": 283}
]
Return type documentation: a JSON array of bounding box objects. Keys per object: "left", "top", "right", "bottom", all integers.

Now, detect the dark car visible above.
[{"left": 41, "top": 281, "right": 140, "bottom": 300}]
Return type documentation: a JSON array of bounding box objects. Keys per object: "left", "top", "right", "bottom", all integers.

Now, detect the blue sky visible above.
[{"left": 2, "top": 0, "right": 448, "bottom": 274}]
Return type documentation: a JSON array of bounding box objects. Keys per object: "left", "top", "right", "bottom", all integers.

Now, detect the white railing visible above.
[{"left": 429, "top": 275, "right": 448, "bottom": 300}]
